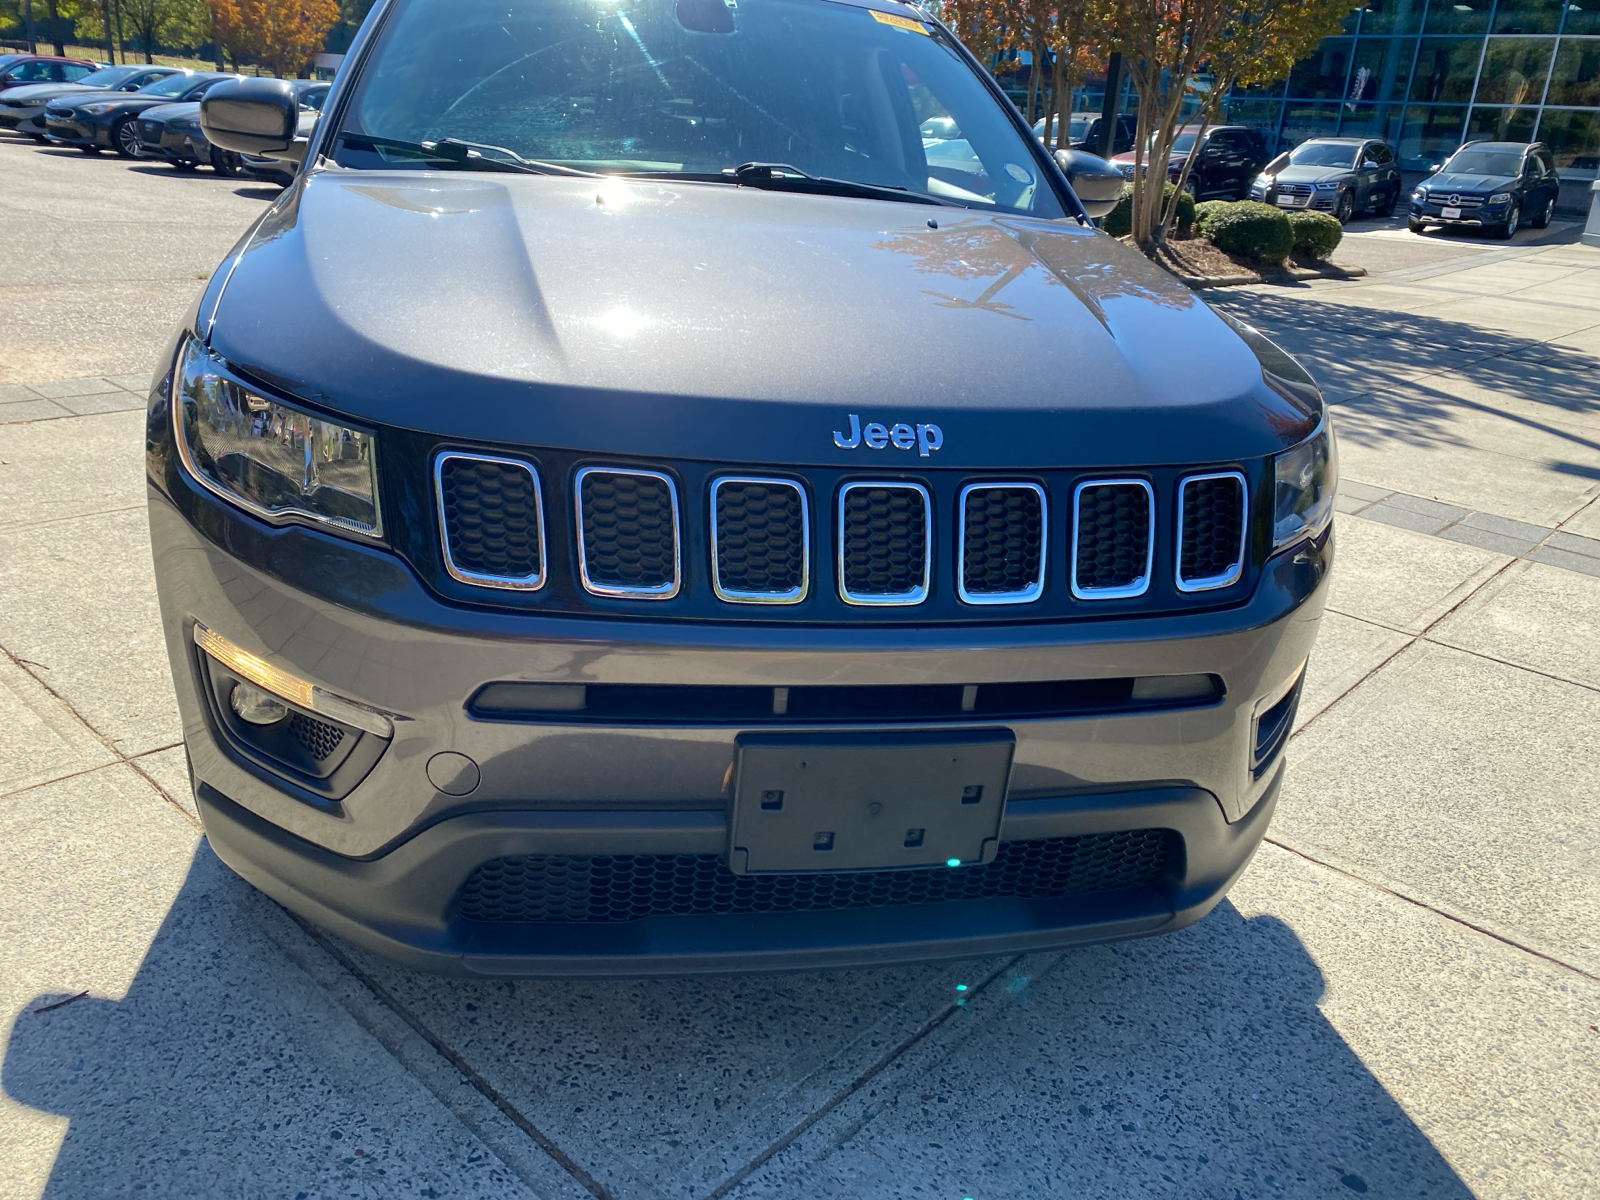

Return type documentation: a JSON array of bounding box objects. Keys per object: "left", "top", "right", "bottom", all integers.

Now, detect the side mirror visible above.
[
  {"left": 1429, "top": 162, "right": 1442, "bottom": 173},
  {"left": 201, "top": 77, "right": 305, "bottom": 161},
  {"left": 1362, "top": 160, "right": 1379, "bottom": 169},
  {"left": 1055, "top": 149, "right": 1124, "bottom": 220},
  {"left": 1263, "top": 152, "right": 1289, "bottom": 175}
]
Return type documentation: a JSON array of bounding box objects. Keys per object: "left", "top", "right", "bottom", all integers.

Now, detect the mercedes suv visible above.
[{"left": 147, "top": 0, "right": 1335, "bottom": 976}]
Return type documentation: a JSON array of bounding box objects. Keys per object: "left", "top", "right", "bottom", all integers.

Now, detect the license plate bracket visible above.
[
  {"left": 729, "top": 731, "right": 1014, "bottom": 875},
  {"left": 1442, "top": 205, "right": 1462, "bottom": 219},
  {"left": 1275, "top": 194, "right": 1299, "bottom": 207}
]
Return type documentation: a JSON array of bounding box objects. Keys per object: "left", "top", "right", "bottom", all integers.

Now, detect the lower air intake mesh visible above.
[
  {"left": 962, "top": 485, "right": 1045, "bottom": 598},
  {"left": 1074, "top": 482, "right": 1152, "bottom": 594},
  {"left": 455, "top": 830, "right": 1180, "bottom": 923},
  {"left": 579, "top": 470, "right": 678, "bottom": 593},
  {"left": 289, "top": 712, "right": 346, "bottom": 763},
  {"left": 840, "top": 485, "right": 928, "bottom": 600},
  {"left": 437, "top": 456, "right": 542, "bottom": 582},
  {"left": 714, "top": 480, "right": 806, "bottom": 597},
  {"left": 1179, "top": 474, "right": 1246, "bottom": 588}
]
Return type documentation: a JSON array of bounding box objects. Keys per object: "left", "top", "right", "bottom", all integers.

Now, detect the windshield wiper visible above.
[
  {"left": 725, "top": 161, "right": 960, "bottom": 206},
  {"left": 339, "top": 133, "right": 600, "bottom": 177}
]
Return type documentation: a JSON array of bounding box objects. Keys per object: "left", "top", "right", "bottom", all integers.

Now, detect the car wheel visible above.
[
  {"left": 1493, "top": 202, "right": 1520, "bottom": 240},
  {"left": 28, "top": 133, "right": 46, "bottom": 145},
  {"left": 173, "top": 158, "right": 197, "bottom": 172},
  {"left": 1378, "top": 185, "right": 1399, "bottom": 218},
  {"left": 1335, "top": 191, "right": 1354, "bottom": 224},
  {"left": 79, "top": 145, "right": 101, "bottom": 155},
  {"left": 1531, "top": 195, "right": 1554, "bottom": 229},
  {"left": 1182, "top": 176, "right": 1199, "bottom": 198},
  {"left": 1407, "top": 216, "right": 1425, "bottom": 234},
  {"left": 112, "top": 117, "right": 144, "bottom": 159},
  {"left": 210, "top": 146, "right": 241, "bottom": 177}
]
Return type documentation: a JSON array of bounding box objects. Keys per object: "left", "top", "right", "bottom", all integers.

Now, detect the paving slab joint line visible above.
[
  {"left": 288, "top": 912, "right": 617, "bottom": 1200},
  {"left": 698, "top": 953, "right": 1021, "bottom": 1200},
  {"left": 1264, "top": 834, "right": 1599, "bottom": 984}
]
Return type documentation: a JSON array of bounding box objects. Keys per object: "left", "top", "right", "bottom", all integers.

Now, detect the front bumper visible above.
[
  {"left": 43, "top": 114, "right": 111, "bottom": 148},
  {"left": 1249, "top": 187, "right": 1339, "bottom": 212},
  {"left": 0, "top": 109, "right": 46, "bottom": 133},
  {"left": 147, "top": 373, "right": 1332, "bottom": 975},
  {"left": 138, "top": 126, "right": 207, "bottom": 163},
  {"left": 1409, "top": 199, "right": 1508, "bottom": 227}
]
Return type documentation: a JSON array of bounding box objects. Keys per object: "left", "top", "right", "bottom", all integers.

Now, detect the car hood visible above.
[
  {"left": 1, "top": 81, "right": 110, "bottom": 102},
  {"left": 50, "top": 93, "right": 169, "bottom": 112},
  {"left": 204, "top": 169, "right": 1318, "bottom": 469},
  {"left": 142, "top": 101, "right": 198, "bottom": 123},
  {"left": 1270, "top": 165, "right": 1352, "bottom": 184},
  {"left": 1423, "top": 172, "right": 1517, "bottom": 193}
]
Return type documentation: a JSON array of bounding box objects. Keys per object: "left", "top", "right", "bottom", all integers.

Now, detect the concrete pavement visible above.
[{"left": 1, "top": 136, "right": 1598, "bottom": 1198}]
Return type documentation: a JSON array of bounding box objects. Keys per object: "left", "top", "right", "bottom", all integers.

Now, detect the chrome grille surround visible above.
[
  {"left": 1071, "top": 478, "right": 1155, "bottom": 600},
  {"left": 1175, "top": 470, "right": 1248, "bottom": 593},
  {"left": 709, "top": 476, "right": 810, "bottom": 605},
  {"left": 433, "top": 452, "right": 547, "bottom": 591},
  {"left": 574, "top": 466, "right": 682, "bottom": 600},
  {"left": 837, "top": 481, "right": 932, "bottom": 607},
  {"left": 956, "top": 481, "right": 1047, "bottom": 605}
]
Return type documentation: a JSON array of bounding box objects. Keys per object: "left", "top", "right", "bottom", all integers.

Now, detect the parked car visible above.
[
  {"left": 43, "top": 70, "right": 236, "bottom": 158},
  {"left": 0, "top": 53, "right": 96, "bottom": 95},
  {"left": 136, "top": 99, "right": 243, "bottom": 172},
  {"left": 1408, "top": 141, "right": 1561, "bottom": 239},
  {"left": 1111, "top": 124, "right": 1269, "bottom": 200},
  {"left": 0, "top": 63, "right": 180, "bottom": 141},
  {"left": 169, "top": 0, "right": 1332, "bottom": 978},
  {"left": 238, "top": 80, "right": 330, "bottom": 185},
  {"left": 1249, "top": 137, "right": 1403, "bottom": 223},
  {"left": 1032, "top": 112, "right": 1136, "bottom": 156}
]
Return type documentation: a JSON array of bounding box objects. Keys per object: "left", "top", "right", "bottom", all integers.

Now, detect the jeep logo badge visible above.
[{"left": 832, "top": 414, "right": 944, "bottom": 458}]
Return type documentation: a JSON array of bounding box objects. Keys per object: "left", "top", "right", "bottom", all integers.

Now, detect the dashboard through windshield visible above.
[{"left": 332, "top": 0, "right": 1066, "bottom": 217}]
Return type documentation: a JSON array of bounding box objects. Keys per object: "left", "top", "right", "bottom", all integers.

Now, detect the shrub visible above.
[
  {"left": 1098, "top": 182, "right": 1194, "bottom": 238},
  {"left": 1200, "top": 201, "right": 1294, "bottom": 264},
  {"left": 1286, "top": 209, "right": 1343, "bottom": 260},
  {"left": 1193, "top": 200, "right": 1229, "bottom": 238}
]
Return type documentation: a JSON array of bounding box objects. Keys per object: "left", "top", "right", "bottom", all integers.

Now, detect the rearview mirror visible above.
[
  {"left": 1055, "top": 149, "right": 1124, "bottom": 220},
  {"left": 201, "top": 77, "right": 306, "bottom": 162}
]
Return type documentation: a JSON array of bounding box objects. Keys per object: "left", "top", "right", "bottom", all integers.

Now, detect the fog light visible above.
[
  {"left": 192, "top": 623, "right": 393, "bottom": 737},
  {"left": 230, "top": 681, "right": 290, "bottom": 725}
]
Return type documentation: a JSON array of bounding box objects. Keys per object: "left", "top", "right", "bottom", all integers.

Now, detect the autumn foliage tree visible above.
[{"left": 208, "top": 0, "right": 338, "bottom": 76}]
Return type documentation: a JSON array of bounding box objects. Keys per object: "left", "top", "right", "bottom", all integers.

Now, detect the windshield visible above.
[
  {"left": 75, "top": 65, "right": 139, "bottom": 88},
  {"left": 1442, "top": 148, "right": 1522, "bottom": 176},
  {"left": 139, "top": 73, "right": 200, "bottom": 98},
  {"left": 1289, "top": 142, "right": 1356, "bottom": 168},
  {"left": 333, "top": 0, "right": 1065, "bottom": 216},
  {"left": 1142, "top": 130, "right": 1198, "bottom": 155},
  {"left": 0, "top": 55, "right": 23, "bottom": 71}
]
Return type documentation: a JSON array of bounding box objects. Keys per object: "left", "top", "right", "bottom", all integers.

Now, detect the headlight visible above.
[
  {"left": 1253, "top": 174, "right": 1272, "bottom": 187},
  {"left": 1488, "top": 192, "right": 1512, "bottom": 204},
  {"left": 1413, "top": 188, "right": 1427, "bottom": 200},
  {"left": 1314, "top": 181, "right": 1342, "bottom": 191},
  {"left": 1273, "top": 425, "right": 1337, "bottom": 553},
  {"left": 78, "top": 101, "right": 120, "bottom": 115},
  {"left": 173, "top": 336, "right": 382, "bottom": 536}
]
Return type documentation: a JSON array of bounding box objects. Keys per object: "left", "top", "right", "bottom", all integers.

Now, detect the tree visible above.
[
  {"left": 207, "top": 0, "right": 337, "bottom": 75},
  {"left": 122, "top": 0, "right": 177, "bottom": 62},
  {"left": 1102, "top": 0, "right": 1348, "bottom": 252}
]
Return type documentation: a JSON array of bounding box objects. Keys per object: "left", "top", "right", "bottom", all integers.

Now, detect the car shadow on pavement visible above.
[{"left": 3, "top": 842, "right": 1474, "bottom": 1198}]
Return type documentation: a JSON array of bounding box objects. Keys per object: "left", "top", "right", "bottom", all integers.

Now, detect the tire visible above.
[
  {"left": 28, "top": 133, "right": 45, "bottom": 144},
  {"left": 112, "top": 117, "right": 145, "bottom": 159},
  {"left": 172, "top": 158, "right": 197, "bottom": 172},
  {"left": 1531, "top": 195, "right": 1553, "bottom": 229},
  {"left": 1407, "top": 216, "right": 1426, "bottom": 233},
  {"left": 1335, "top": 191, "right": 1355, "bottom": 224},
  {"left": 1493, "top": 202, "right": 1520, "bottom": 240},
  {"left": 210, "top": 146, "right": 241, "bottom": 177},
  {"left": 79, "top": 145, "right": 101, "bottom": 155},
  {"left": 1378, "top": 185, "right": 1398, "bottom": 218},
  {"left": 1182, "top": 176, "right": 1199, "bottom": 198}
]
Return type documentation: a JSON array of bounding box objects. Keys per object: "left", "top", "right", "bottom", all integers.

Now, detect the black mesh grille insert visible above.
[
  {"left": 714, "top": 480, "right": 806, "bottom": 598},
  {"left": 438, "top": 456, "right": 542, "bottom": 582},
  {"left": 579, "top": 470, "right": 678, "bottom": 592},
  {"left": 1179, "top": 475, "right": 1245, "bottom": 587},
  {"left": 455, "top": 830, "right": 1180, "bottom": 923},
  {"left": 840, "top": 485, "right": 928, "bottom": 600},
  {"left": 1074, "top": 482, "right": 1152, "bottom": 594},
  {"left": 961, "top": 485, "right": 1045, "bottom": 598},
  {"left": 289, "top": 712, "right": 346, "bottom": 762}
]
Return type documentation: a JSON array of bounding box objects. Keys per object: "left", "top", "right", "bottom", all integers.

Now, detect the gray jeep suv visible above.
[{"left": 146, "top": 0, "right": 1335, "bottom": 976}]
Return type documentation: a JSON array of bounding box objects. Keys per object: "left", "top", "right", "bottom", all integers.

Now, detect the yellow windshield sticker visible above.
[{"left": 870, "top": 9, "right": 929, "bottom": 34}]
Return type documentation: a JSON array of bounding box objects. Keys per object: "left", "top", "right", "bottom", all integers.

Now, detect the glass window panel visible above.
[
  {"left": 1425, "top": 0, "right": 1493, "bottom": 34},
  {"left": 1561, "top": 3, "right": 1600, "bottom": 35},
  {"left": 1493, "top": 0, "right": 1564, "bottom": 32},
  {"left": 1349, "top": 38, "right": 1418, "bottom": 102},
  {"left": 1358, "top": 0, "right": 1427, "bottom": 33},
  {"left": 1224, "top": 98, "right": 1287, "bottom": 153},
  {"left": 1288, "top": 38, "right": 1355, "bottom": 97},
  {"left": 1473, "top": 38, "right": 1554, "bottom": 102},
  {"left": 1335, "top": 102, "right": 1407, "bottom": 143},
  {"left": 1397, "top": 103, "right": 1467, "bottom": 166},
  {"left": 1536, "top": 107, "right": 1600, "bottom": 178},
  {"left": 1546, "top": 37, "right": 1600, "bottom": 103},
  {"left": 1341, "top": 3, "right": 1365, "bottom": 34},
  {"left": 1466, "top": 104, "right": 1539, "bottom": 141},
  {"left": 1281, "top": 102, "right": 1344, "bottom": 149},
  {"left": 1410, "top": 37, "right": 1484, "bottom": 101}
]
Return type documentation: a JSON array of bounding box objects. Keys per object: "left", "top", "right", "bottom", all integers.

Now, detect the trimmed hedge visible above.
[
  {"left": 1286, "top": 209, "right": 1343, "bottom": 259},
  {"left": 1100, "top": 182, "right": 1195, "bottom": 238},
  {"left": 1199, "top": 200, "right": 1294, "bottom": 264},
  {"left": 1193, "top": 200, "right": 1229, "bottom": 238}
]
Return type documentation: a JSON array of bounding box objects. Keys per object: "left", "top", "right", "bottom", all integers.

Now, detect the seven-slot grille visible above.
[
  {"left": 711, "top": 477, "right": 809, "bottom": 603},
  {"left": 838, "top": 482, "right": 931, "bottom": 605},
  {"left": 575, "top": 467, "right": 681, "bottom": 599},
  {"left": 433, "top": 463, "right": 1250, "bottom": 608},
  {"left": 1177, "top": 472, "right": 1247, "bottom": 592},
  {"left": 435, "top": 453, "right": 545, "bottom": 589},
  {"left": 1072, "top": 480, "right": 1154, "bottom": 599},
  {"left": 959, "top": 483, "right": 1046, "bottom": 604}
]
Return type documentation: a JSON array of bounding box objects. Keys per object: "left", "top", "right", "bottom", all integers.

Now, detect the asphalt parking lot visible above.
[{"left": 2, "top": 135, "right": 1598, "bottom": 1199}]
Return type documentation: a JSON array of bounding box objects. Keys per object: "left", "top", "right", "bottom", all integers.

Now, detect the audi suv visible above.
[{"left": 146, "top": 0, "right": 1336, "bottom": 976}]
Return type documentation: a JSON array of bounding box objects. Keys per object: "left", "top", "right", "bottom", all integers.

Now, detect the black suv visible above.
[
  {"left": 1112, "top": 125, "right": 1270, "bottom": 200},
  {"left": 1409, "top": 141, "right": 1561, "bottom": 239},
  {"left": 153, "top": 0, "right": 1334, "bottom": 976}
]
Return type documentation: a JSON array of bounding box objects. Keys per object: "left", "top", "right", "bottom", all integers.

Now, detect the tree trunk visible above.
[
  {"left": 45, "top": 0, "right": 63, "bottom": 56},
  {"left": 1025, "top": 46, "right": 1042, "bottom": 123},
  {"left": 1161, "top": 107, "right": 1216, "bottom": 244},
  {"left": 24, "top": 0, "right": 36, "bottom": 54}
]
